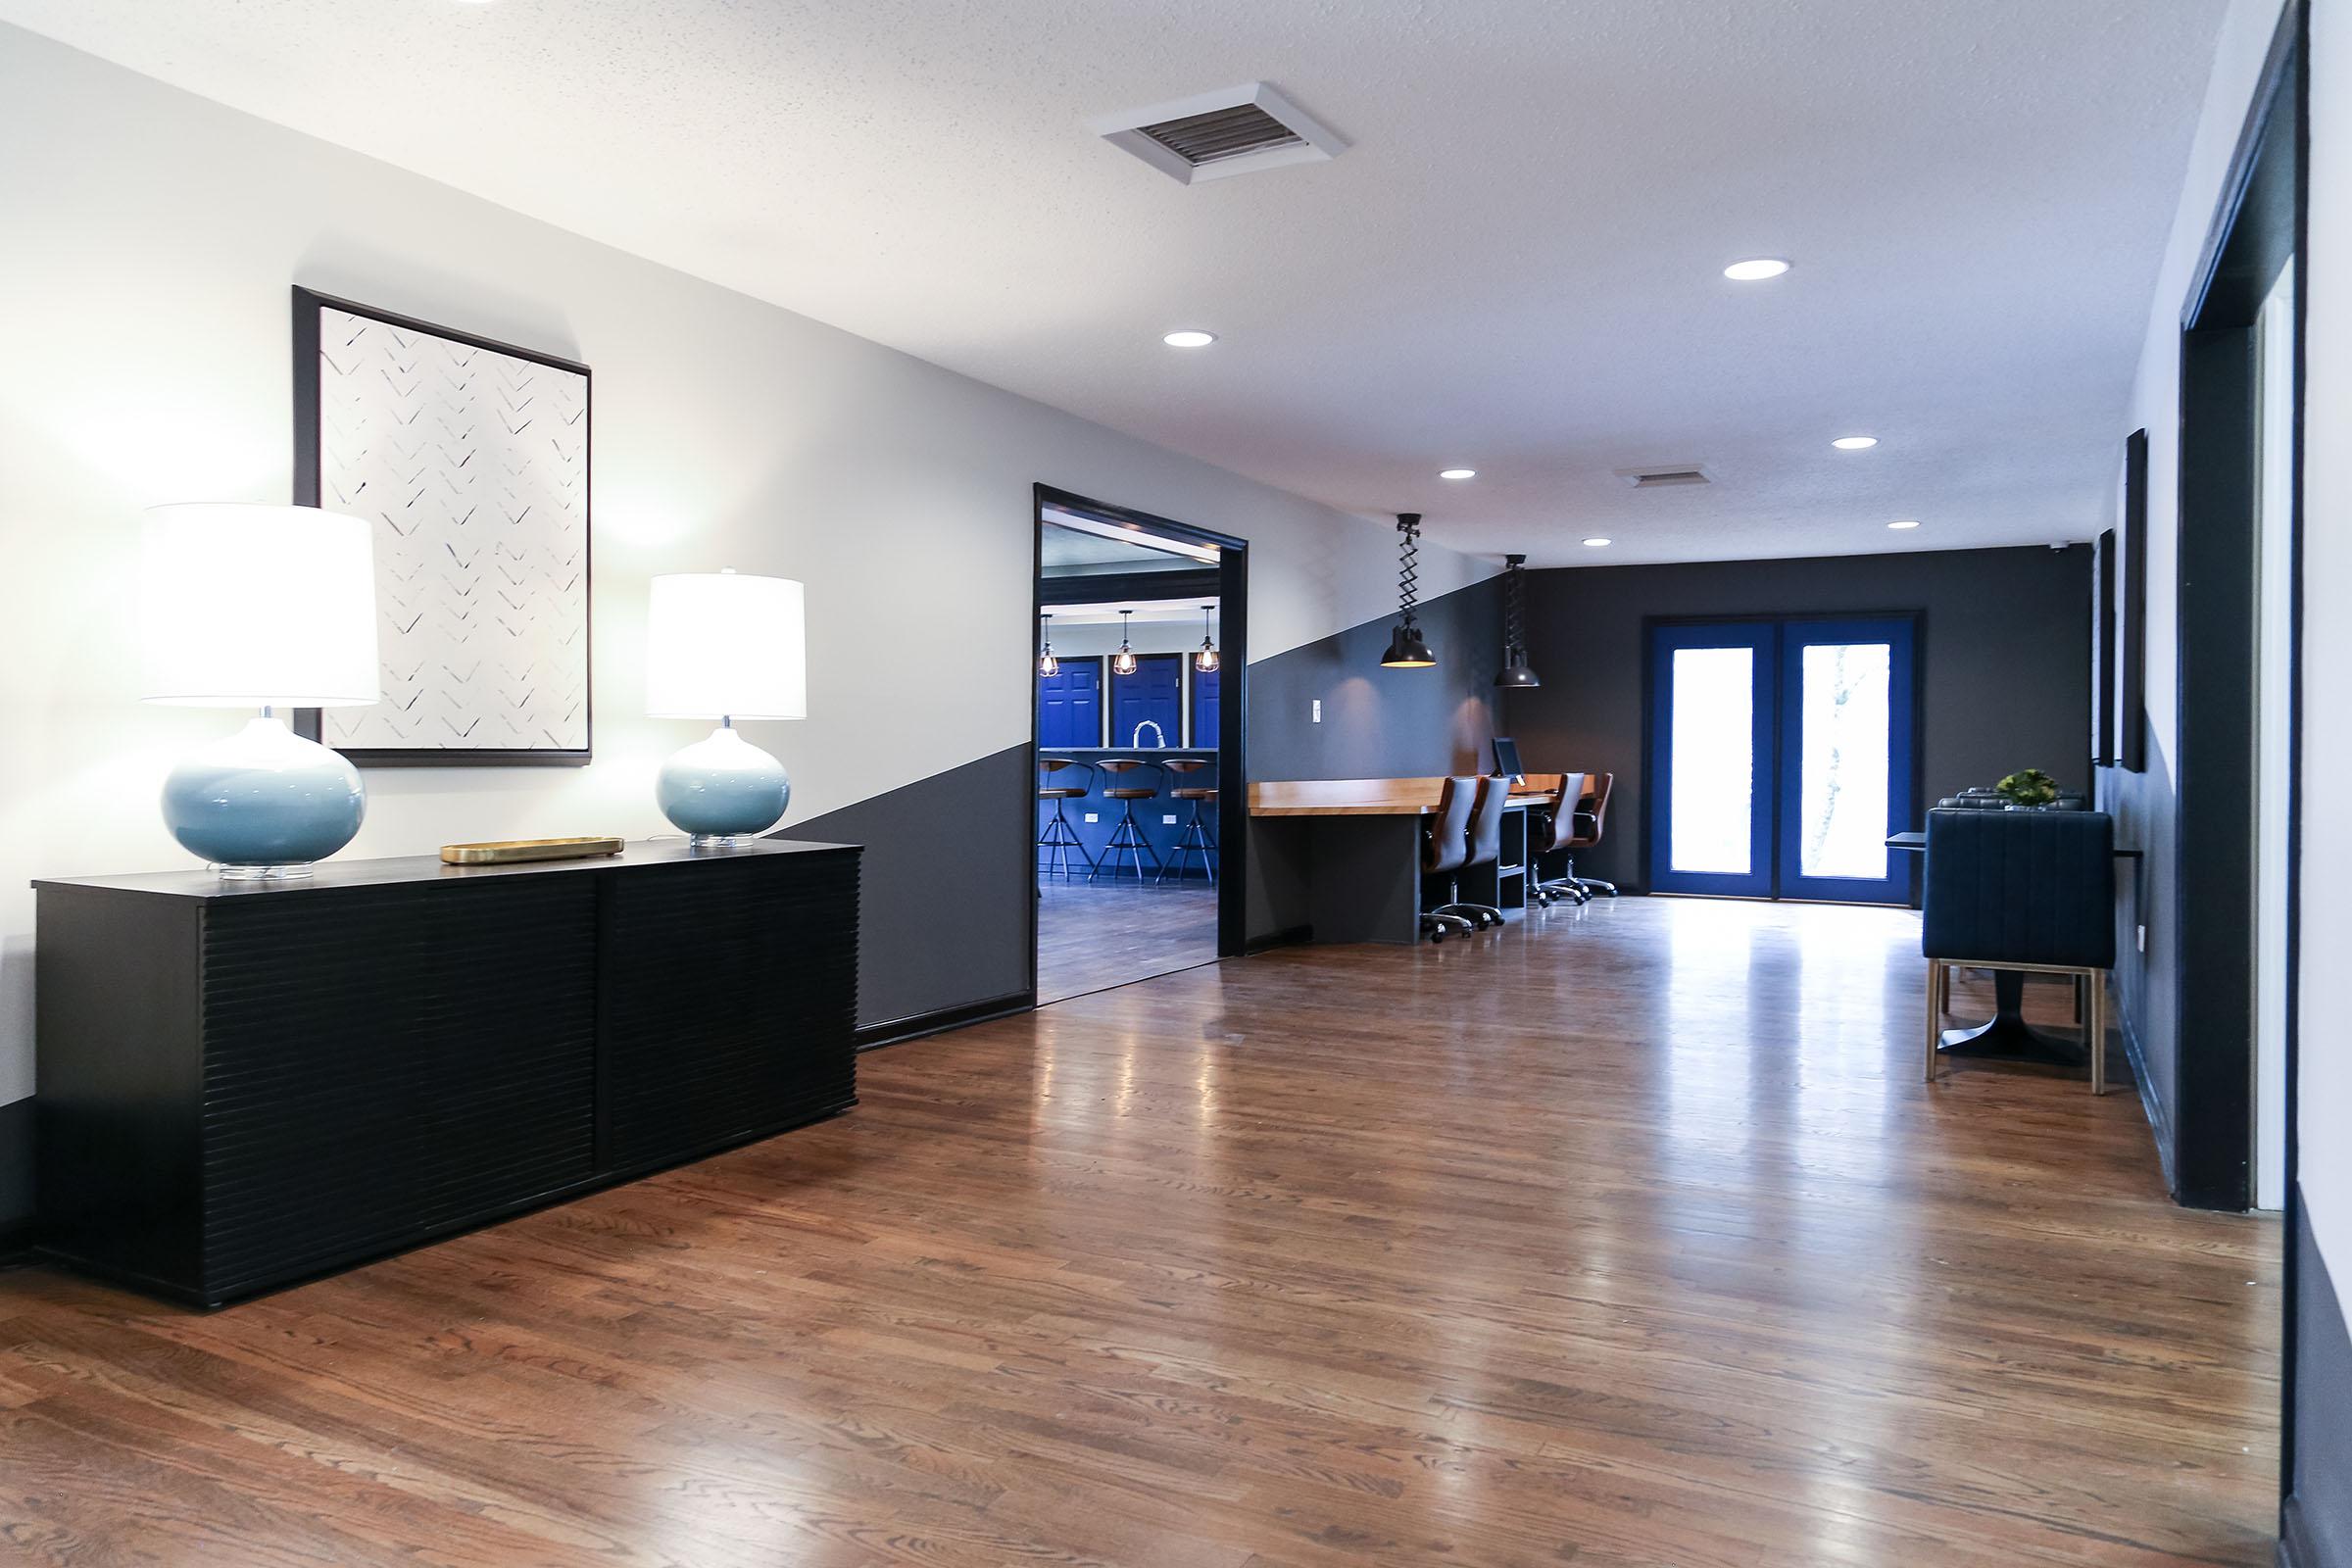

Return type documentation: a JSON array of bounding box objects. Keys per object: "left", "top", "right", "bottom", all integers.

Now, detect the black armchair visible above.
[{"left": 1922, "top": 808, "right": 2117, "bottom": 1093}]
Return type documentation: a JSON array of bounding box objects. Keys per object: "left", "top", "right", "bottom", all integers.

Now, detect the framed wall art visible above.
[{"left": 292, "top": 286, "right": 591, "bottom": 765}]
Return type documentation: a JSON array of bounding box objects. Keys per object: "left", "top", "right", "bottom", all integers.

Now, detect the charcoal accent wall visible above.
[
  {"left": 778, "top": 744, "right": 1033, "bottom": 1034},
  {"left": 2286, "top": 1201, "right": 2352, "bottom": 1568},
  {"left": 0, "top": 1096, "right": 29, "bottom": 1236},
  {"left": 1499, "top": 546, "right": 2093, "bottom": 896},
  {"left": 1245, "top": 577, "right": 1504, "bottom": 943},
  {"left": 2101, "top": 744, "right": 2179, "bottom": 1186}
]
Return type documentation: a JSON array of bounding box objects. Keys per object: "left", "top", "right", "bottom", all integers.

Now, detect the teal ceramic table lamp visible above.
[
  {"left": 140, "top": 504, "right": 379, "bottom": 878},
  {"left": 646, "top": 569, "right": 806, "bottom": 847}
]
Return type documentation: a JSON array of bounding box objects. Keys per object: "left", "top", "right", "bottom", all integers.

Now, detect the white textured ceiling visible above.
[{"left": 0, "top": 0, "right": 2229, "bottom": 566}]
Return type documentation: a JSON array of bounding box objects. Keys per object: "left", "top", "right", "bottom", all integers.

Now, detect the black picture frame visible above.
[
  {"left": 291, "top": 286, "right": 593, "bottom": 767},
  {"left": 2094, "top": 526, "right": 2118, "bottom": 766},
  {"left": 2119, "top": 427, "right": 2150, "bottom": 773}
]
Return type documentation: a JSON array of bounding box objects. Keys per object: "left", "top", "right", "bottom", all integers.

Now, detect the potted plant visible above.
[{"left": 1995, "top": 768, "right": 2061, "bottom": 808}]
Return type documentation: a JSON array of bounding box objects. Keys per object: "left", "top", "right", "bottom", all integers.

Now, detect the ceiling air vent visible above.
[
  {"left": 1094, "top": 83, "right": 1348, "bottom": 185},
  {"left": 1614, "top": 465, "right": 1712, "bottom": 489}
]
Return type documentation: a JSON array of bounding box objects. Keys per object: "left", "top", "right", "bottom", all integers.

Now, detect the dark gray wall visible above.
[
  {"left": 0, "top": 1096, "right": 28, "bottom": 1238},
  {"left": 780, "top": 743, "right": 1033, "bottom": 1032},
  {"left": 1245, "top": 577, "right": 1504, "bottom": 941},
  {"left": 2287, "top": 1202, "right": 2352, "bottom": 1568},
  {"left": 1500, "top": 546, "right": 2094, "bottom": 894},
  {"left": 2099, "top": 746, "right": 2178, "bottom": 1181}
]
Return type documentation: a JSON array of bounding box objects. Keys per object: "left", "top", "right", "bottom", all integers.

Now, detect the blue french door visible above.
[
  {"left": 1648, "top": 616, "right": 1915, "bottom": 902},
  {"left": 1190, "top": 662, "right": 1220, "bottom": 748}
]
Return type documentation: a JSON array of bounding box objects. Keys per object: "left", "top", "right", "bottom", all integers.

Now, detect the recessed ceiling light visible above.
[
  {"left": 1162, "top": 329, "right": 1216, "bottom": 348},
  {"left": 1887, "top": 519, "right": 1921, "bottom": 530},
  {"left": 1723, "top": 258, "right": 1791, "bottom": 281},
  {"left": 1832, "top": 435, "right": 1879, "bottom": 450},
  {"left": 1582, "top": 537, "right": 1612, "bottom": 548},
  {"left": 1439, "top": 467, "right": 1476, "bottom": 480}
]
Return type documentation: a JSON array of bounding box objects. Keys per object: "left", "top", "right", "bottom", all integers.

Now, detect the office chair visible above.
[
  {"left": 1418, "top": 777, "right": 1480, "bottom": 942},
  {"left": 1429, "top": 775, "right": 1510, "bottom": 934},
  {"left": 1036, "top": 756, "right": 1096, "bottom": 880},
  {"left": 1536, "top": 772, "right": 1617, "bottom": 901},
  {"left": 1528, "top": 771, "right": 1589, "bottom": 906}
]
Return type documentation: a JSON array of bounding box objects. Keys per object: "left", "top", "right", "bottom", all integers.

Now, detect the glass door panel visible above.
[
  {"left": 1648, "top": 622, "right": 1774, "bottom": 897},
  {"left": 1776, "top": 619, "right": 1914, "bottom": 902}
]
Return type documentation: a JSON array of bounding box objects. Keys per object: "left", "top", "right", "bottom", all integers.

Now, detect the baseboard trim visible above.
[
  {"left": 1245, "top": 925, "right": 1312, "bottom": 955},
  {"left": 2117, "top": 1002, "right": 2180, "bottom": 1197},
  {"left": 855, "top": 991, "right": 1034, "bottom": 1052}
]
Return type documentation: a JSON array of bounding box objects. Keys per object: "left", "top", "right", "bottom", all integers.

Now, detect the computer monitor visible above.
[{"left": 1493, "top": 737, "right": 1525, "bottom": 782}]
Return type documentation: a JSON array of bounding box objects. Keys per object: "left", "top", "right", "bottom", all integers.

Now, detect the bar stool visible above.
[
  {"left": 1158, "top": 759, "right": 1217, "bottom": 885},
  {"left": 1037, "top": 756, "right": 1096, "bottom": 881},
  {"left": 1090, "top": 759, "right": 1164, "bottom": 884}
]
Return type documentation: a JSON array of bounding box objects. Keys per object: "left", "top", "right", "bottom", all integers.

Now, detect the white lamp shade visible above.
[
  {"left": 646, "top": 571, "right": 807, "bottom": 719},
  {"left": 139, "top": 504, "right": 380, "bottom": 708}
]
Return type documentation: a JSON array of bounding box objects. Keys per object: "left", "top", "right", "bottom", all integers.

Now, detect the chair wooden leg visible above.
[
  {"left": 2087, "top": 969, "right": 2107, "bottom": 1096},
  {"left": 1924, "top": 959, "right": 1943, "bottom": 1083}
]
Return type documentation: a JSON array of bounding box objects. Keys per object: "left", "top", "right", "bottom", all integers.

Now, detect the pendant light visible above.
[
  {"left": 1380, "top": 513, "right": 1437, "bottom": 668},
  {"left": 1037, "top": 612, "right": 1058, "bottom": 676},
  {"left": 1111, "top": 610, "right": 1140, "bottom": 676},
  {"left": 1494, "top": 553, "right": 1540, "bottom": 688},
  {"left": 1194, "top": 604, "right": 1220, "bottom": 672}
]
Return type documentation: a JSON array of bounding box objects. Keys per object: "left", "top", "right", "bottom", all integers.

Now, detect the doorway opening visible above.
[
  {"left": 1645, "top": 614, "right": 1919, "bottom": 903},
  {"left": 1030, "top": 488, "right": 1247, "bottom": 1005}
]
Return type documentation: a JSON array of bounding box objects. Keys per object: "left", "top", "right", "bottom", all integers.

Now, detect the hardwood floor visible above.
[
  {"left": 1037, "top": 877, "right": 1218, "bottom": 1004},
  {"left": 0, "top": 897, "right": 2279, "bottom": 1566}
]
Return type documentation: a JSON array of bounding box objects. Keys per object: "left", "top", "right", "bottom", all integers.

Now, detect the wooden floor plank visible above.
[{"left": 0, "top": 895, "right": 2278, "bottom": 1566}]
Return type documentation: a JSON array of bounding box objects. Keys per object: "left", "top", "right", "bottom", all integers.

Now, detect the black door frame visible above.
[
  {"left": 2170, "top": 0, "right": 2302, "bottom": 1221},
  {"left": 1029, "top": 485, "right": 1250, "bottom": 976},
  {"left": 2167, "top": 0, "right": 2306, "bottom": 1531}
]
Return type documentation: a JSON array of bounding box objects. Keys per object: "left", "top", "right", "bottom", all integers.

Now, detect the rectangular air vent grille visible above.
[
  {"left": 1616, "top": 466, "right": 1712, "bottom": 489},
  {"left": 1139, "top": 104, "right": 1304, "bottom": 167},
  {"left": 1095, "top": 83, "right": 1347, "bottom": 185}
]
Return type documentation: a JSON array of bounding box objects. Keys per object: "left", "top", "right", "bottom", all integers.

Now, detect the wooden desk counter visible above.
[{"left": 1250, "top": 774, "right": 1562, "bottom": 817}]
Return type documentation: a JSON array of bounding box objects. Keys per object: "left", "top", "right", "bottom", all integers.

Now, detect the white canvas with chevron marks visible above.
[{"left": 316, "top": 306, "right": 589, "bottom": 755}]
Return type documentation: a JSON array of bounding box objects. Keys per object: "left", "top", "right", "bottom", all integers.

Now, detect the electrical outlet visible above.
[
  {"left": 2136, "top": 923, "right": 2147, "bottom": 954},
  {"left": 1084, "top": 812, "right": 1099, "bottom": 824},
  {"left": 1162, "top": 814, "right": 1178, "bottom": 825},
  {"left": 1312, "top": 699, "right": 1323, "bottom": 722}
]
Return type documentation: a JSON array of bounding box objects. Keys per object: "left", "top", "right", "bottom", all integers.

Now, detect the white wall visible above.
[
  {"left": 2300, "top": 0, "right": 2351, "bottom": 1288},
  {"left": 0, "top": 25, "right": 1489, "bottom": 1113}
]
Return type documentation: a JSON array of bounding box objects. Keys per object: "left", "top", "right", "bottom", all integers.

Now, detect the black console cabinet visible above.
[{"left": 33, "top": 840, "right": 858, "bottom": 1306}]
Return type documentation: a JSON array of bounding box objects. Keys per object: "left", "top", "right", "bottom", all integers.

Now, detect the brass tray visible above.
[{"left": 440, "top": 836, "right": 626, "bottom": 865}]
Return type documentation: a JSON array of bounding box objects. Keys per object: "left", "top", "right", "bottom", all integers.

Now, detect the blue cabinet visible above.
[
  {"left": 1190, "top": 663, "right": 1220, "bottom": 749},
  {"left": 1111, "top": 655, "right": 1183, "bottom": 750},
  {"left": 1038, "top": 660, "right": 1102, "bottom": 750}
]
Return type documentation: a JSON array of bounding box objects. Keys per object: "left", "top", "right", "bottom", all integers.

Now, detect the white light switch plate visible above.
[
  {"left": 1312, "top": 699, "right": 1322, "bottom": 722},
  {"left": 2136, "top": 923, "right": 2147, "bottom": 954}
]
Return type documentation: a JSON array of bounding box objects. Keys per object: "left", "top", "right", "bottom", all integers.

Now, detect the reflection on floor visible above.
[
  {"left": 0, "top": 896, "right": 2279, "bottom": 1565},
  {"left": 1036, "top": 874, "right": 1216, "bottom": 1004}
]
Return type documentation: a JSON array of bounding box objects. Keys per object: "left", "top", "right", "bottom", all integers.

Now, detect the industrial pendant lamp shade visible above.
[
  {"left": 1379, "top": 513, "right": 1437, "bottom": 668},
  {"left": 1111, "top": 610, "right": 1139, "bottom": 676},
  {"left": 1494, "top": 553, "right": 1541, "bottom": 688},
  {"left": 1037, "top": 612, "right": 1058, "bottom": 676},
  {"left": 1194, "top": 604, "right": 1219, "bottom": 672}
]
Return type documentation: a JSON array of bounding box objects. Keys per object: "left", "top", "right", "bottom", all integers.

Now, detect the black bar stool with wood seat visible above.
[
  {"left": 1089, "top": 759, "right": 1165, "bottom": 884},
  {"left": 1158, "top": 758, "right": 1218, "bottom": 885},
  {"left": 1037, "top": 756, "right": 1096, "bottom": 881}
]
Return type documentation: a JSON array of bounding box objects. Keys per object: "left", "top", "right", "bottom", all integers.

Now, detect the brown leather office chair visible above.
[
  {"left": 1536, "top": 772, "right": 1617, "bottom": 902},
  {"left": 1528, "top": 771, "right": 1589, "bottom": 906},
  {"left": 1418, "top": 776, "right": 1480, "bottom": 942},
  {"left": 1429, "top": 775, "right": 1510, "bottom": 935}
]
